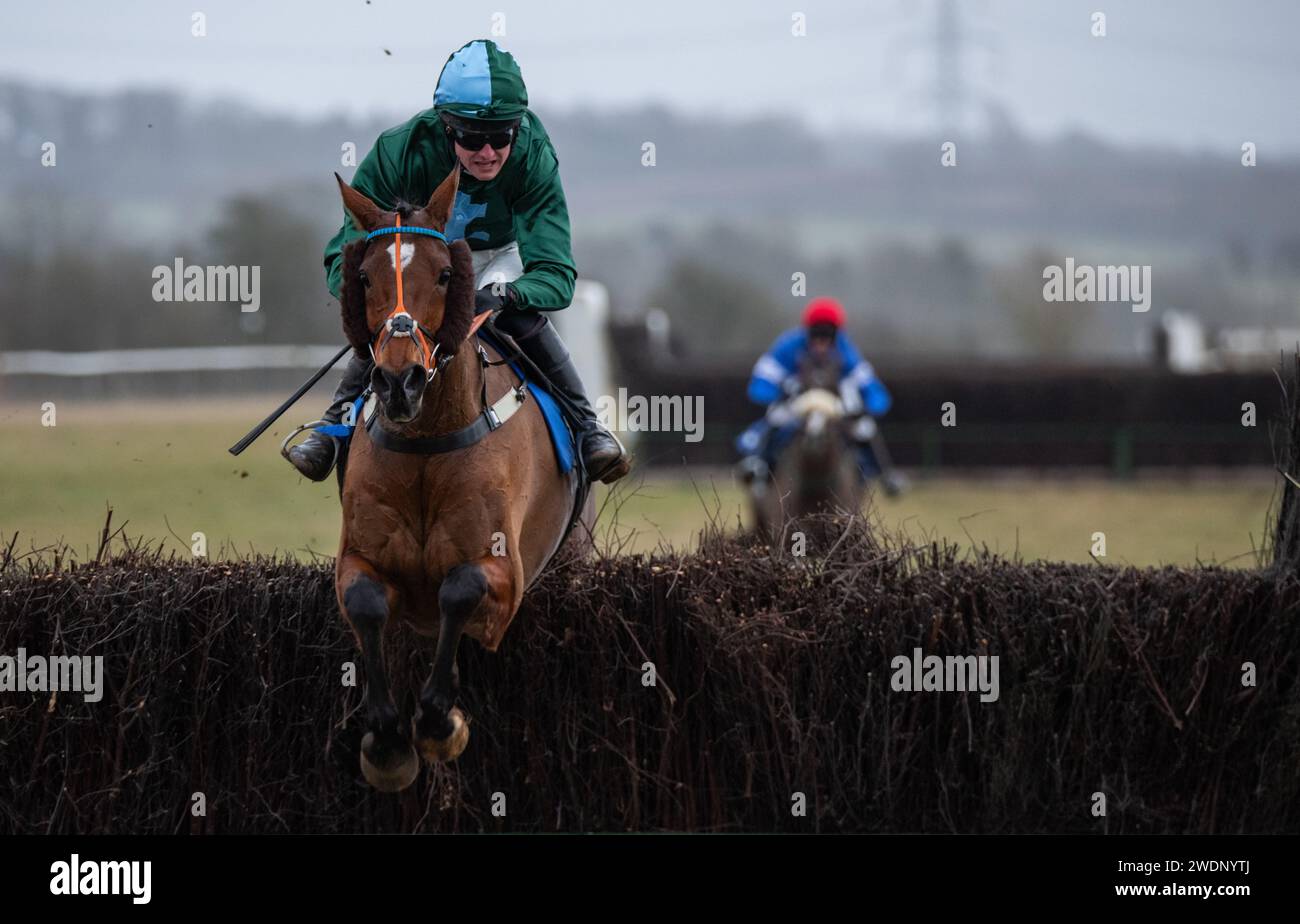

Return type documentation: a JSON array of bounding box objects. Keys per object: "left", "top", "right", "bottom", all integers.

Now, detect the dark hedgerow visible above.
[{"left": 1, "top": 515, "right": 1298, "bottom": 834}]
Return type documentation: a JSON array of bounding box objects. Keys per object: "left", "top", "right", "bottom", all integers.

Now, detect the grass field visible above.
[{"left": 0, "top": 398, "right": 1279, "bottom": 567}]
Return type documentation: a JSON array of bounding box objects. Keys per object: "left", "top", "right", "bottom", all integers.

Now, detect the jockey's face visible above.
[
  {"left": 454, "top": 139, "right": 511, "bottom": 181},
  {"left": 808, "top": 326, "right": 836, "bottom": 358}
]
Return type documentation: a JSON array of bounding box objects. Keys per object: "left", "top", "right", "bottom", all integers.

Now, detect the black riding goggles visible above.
[{"left": 447, "top": 122, "right": 518, "bottom": 151}]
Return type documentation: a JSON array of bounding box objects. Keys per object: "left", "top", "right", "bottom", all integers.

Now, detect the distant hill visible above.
[
  {"left": 5, "top": 79, "right": 1299, "bottom": 247},
  {"left": 4, "top": 79, "right": 1300, "bottom": 360}
]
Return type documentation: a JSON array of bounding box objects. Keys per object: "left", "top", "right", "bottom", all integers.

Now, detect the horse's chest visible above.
[{"left": 347, "top": 487, "right": 489, "bottom": 570}]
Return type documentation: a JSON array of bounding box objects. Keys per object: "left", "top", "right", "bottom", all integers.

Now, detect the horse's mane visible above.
[{"left": 339, "top": 229, "right": 476, "bottom": 359}]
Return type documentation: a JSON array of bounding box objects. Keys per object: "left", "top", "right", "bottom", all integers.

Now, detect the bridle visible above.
[
  {"left": 353, "top": 211, "right": 506, "bottom": 441},
  {"left": 363, "top": 214, "right": 466, "bottom": 382},
  {"left": 279, "top": 205, "right": 515, "bottom": 473}
]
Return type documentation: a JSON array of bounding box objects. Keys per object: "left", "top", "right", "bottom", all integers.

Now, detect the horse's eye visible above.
[
  {"left": 438, "top": 268, "right": 452, "bottom": 286},
  {"left": 358, "top": 269, "right": 371, "bottom": 289}
]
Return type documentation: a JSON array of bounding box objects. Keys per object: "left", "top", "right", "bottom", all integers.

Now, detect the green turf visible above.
[
  {"left": 0, "top": 401, "right": 1278, "bottom": 567},
  {"left": 600, "top": 469, "right": 1276, "bottom": 567}
]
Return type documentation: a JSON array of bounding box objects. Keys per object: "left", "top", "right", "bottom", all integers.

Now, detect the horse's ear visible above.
[
  {"left": 335, "top": 173, "right": 383, "bottom": 231},
  {"left": 423, "top": 165, "right": 461, "bottom": 230}
]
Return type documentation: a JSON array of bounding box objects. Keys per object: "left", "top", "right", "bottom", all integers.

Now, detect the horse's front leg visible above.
[
  {"left": 339, "top": 555, "right": 419, "bottom": 792},
  {"left": 413, "top": 556, "right": 511, "bottom": 763}
]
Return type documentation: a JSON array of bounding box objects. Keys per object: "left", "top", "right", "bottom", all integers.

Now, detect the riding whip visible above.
[{"left": 227, "top": 344, "right": 353, "bottom": 455}]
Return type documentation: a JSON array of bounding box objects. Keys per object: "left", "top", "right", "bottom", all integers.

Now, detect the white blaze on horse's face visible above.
[{"left": 386, "top": 242, "right": 415, "bottom": 271}]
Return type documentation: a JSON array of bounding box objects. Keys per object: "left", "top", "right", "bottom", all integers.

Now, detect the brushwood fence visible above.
[{"left": 2, "top": 522, "right": 1299, "bottom": 834}]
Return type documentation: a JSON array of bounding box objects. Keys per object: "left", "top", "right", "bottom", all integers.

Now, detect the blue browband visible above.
[{"left": 365, "top": 225, "right": 449, "bottom": 242}]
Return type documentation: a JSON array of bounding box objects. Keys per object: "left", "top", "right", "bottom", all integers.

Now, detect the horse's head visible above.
[
  {"left": 788, "top": 387, "right": 846, "bottom": 446},
  {"left": 336, "top": 167, "right": 476, "bottom": 423}
]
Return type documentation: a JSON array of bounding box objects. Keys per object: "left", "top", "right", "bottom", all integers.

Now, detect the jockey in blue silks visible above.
[{"left": 735, "top": 296, "right": 894, "bottom": 485}]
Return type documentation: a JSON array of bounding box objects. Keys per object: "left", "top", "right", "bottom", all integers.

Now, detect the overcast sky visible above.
[{"left": 3, "top": 0, "right": 1298, "bottom": 153}]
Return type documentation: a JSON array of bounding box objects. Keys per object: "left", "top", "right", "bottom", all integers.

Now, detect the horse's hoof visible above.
[
  {"left": 360, "top": 732, "right": 420, "bottom": 792},
  {"left": 414, "top": 707, "right": 470, "bottom": 763}
]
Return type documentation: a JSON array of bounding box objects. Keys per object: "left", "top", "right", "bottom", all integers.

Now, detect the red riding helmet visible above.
[{"left": 802, "top": 296, "right": 847, "bottom": 330}]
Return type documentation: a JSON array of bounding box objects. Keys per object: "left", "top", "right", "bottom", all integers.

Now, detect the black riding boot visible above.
[
  {"left": 493, "top": 311, "right": 631, "bottom": 484},
  {"left": 287, "top": 351, "right": 372, "bottom": 481}
]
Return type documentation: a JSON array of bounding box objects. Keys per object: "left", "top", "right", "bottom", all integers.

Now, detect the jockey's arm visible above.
[
  {"left": 747, "top": 332, "right": 801, "bottom": 406},
  {"left": 837, "top": 334, "right": 892, "bottom": 416},
  {"left": 507, "top": 147, "right": 577, "bottom": 310}
]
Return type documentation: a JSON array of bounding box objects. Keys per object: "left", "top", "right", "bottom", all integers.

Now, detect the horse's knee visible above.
[
  {"left": 439, "top": 563, "right": 488, "bottom": 624},
  {"left": 343, "top": 574, "right": 388, "bottom": 635}
]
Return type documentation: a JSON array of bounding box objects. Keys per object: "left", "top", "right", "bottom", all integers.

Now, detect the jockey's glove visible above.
[{"left": 474, "top": 284, "right": 516, "bottom": 315}]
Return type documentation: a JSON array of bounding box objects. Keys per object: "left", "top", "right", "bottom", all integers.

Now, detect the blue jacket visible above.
[{"left": 747, "top": 328, "right": 892, "bottom": 416}]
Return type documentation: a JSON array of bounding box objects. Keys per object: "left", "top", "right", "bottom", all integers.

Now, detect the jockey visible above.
[
  {"left": 735, "top": 296, "right": 893, "bottom": 483},
  {"left": 289, "top": 39, "right": 630, "bottom": 485}
]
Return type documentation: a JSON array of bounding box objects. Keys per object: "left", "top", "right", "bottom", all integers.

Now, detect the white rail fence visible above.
[
  {"left": 0, "top": 345, "right": 344, "bottom": 377},
  {"left": 2, "top": 281, "right": 613, "bottom": 393}
]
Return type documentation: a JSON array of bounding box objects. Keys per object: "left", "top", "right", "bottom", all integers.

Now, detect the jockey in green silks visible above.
[{"left": 288, "top": 38, "right": 630, "bottom": 485}]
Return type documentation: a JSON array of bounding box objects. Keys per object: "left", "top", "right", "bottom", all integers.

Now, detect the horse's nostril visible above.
[
  {"left": 374, "top": 368, "right": 414, "bottom": 408},
  {"left": 401, "top": 365, "right": 426, "bottom": 392},
  {"left": 371, "top": 368, "right": 393, "bottom": 400}
]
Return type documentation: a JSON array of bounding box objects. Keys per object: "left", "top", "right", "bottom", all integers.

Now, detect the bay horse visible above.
[
  {"left": 332, "top": 167, "right": 582, "bottom": 791},
  {"left": 751, "top": 351, "right": 865, "bottom": 542}
]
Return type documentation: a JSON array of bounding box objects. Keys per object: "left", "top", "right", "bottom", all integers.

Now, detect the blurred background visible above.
[{"left": 2, "top": 0, "right": 1297, "bottom": 564}]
